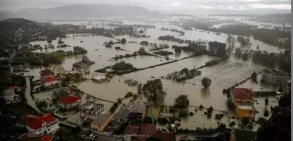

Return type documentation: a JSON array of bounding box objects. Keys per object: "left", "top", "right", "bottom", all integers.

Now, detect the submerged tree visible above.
[
  {"left": 174, "top": 95, "right": 190, "bottom": 109},
  {"left": 142, "top": 79, "right": 166, "bottom": 106},
  {"left": 201, "top": 77, "right": 212, "bottom": 88}
]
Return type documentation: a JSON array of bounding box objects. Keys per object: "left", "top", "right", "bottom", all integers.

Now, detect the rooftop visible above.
[
  {"left": 114, "top": 108, "right": 130, "bottom": 120},
  {"left": 237, "top": 102, "right": 255, "bottom": 110},
  {"left": 40, "top": 69, "right": 54, "bottom": 76},
  {"left": 91, "top": 114, "right": 111, "bottom": 126},
  {"left": 41, "top": 75, "right": 57, "bottom": 83},
  {"left": 231, "top": 88, "right": 255, "bottom": 100},
  {"left": 129, "top": 103, "right": 145, "bottom": 113},
  {"left": 59, "top": 95, "right": 81, "bottom": 105},
  {"left": 26, "top": 114, "right": 57, "bottom": 130}
]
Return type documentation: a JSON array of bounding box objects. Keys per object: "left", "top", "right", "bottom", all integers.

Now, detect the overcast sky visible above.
[{"left": 0, "top": 0, "right": 291, "bottom": 14}]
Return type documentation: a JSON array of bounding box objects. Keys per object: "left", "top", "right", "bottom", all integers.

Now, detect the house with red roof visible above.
[
  {"left": 26, "top": 114, "right": 60, "bottom": 135},
  {"left": 127, "top": 124, "right": 157, "bottom": 135},
  {"left": 58, "top": 95, "right": 81, "bottom": 109},
  {"left": 230, "top": 88, "right": 256, "bottom": 119},
  {"left": 41, "top": 75, "right": 60, "bottom": 88}
]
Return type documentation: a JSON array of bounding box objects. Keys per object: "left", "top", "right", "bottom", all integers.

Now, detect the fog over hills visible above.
[{"left": 1, "top": 4, "right": 163, "bottom": 20}]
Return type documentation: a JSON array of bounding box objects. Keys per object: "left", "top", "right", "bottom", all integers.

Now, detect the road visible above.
[{"left": 25, "top": 77, "right": 41, "bottom": 113}]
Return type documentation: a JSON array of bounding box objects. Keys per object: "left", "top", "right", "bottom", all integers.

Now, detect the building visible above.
[
  {"left": 80, "top": 102, "right": 104, "bottom": 120},
  {"left": 26, "top": 114, "right": 60, "bottom": 135},
  {"left": 127, "top": 124, "right": 157, "bottom": 135},
  {"left": 128, "top": 103, "right": 146, "bottom": 121},
  {"left": 262, "top": 69, "right": 290, "bottom": 86},
  {"left": 40, "top": 69, "right": 54, "bottom": 77},
  {"left": 73, "top": 56, "right": 95, "bottom": 68},
  {"left": 41, "top": 76, "right": 59, "bottom": 88},
  {"left": 18, "top": 133, "right": 57, "bottom": 141},
  {"left": 53, "top": 87, "right": 69, "bottom": 95},
  {"left": 91, "top": 114, "right": 112, "bottom": 132},
  {"left": 58, "top": 95, "right": 81, "bottom": 109},
  {"left": 2, "top": 89, "right": 20, "bottom": 103},
  {"left": 230, "top": 88, "right": 256, "bottom": 119},
  {"left": 114, "top": 108, "right": 129, "bottom": 122}
]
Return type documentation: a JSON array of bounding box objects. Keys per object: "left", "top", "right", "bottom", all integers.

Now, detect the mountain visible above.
[
  {"left": 250, "top": 14, "right": 291, "bottom": 24},
  {"left": 14, "top": 4, "right": 162, "bottom": 20},
  {"left": 0, "top": 11, "right": 15, "bottom": 21}
]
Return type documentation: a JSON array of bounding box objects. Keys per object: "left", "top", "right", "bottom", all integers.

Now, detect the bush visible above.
[
  {"left": 207, "top": 106, "right": 213, "bottom": 113},
  {"left": 124, "top": 92, "right": 134, "bottom": 98},
  {"left": 133, "top": 94, "right": 138, "bottom": 100},
  {"left": 217, "top": 123, "right": 226, "bottom": 130},
  {"left": 248, "top": 124, "right": 253, "bottom": 129},
  {"left": 179, "top": 109, "right": 188, "bottom": 118},
  {"left": 257, "top": 117, "right": 267, "bottom": 126},
  {"left": 241, "top": 117, "right": 250, "bottom": 126},
  {"left": 264, "top": 109, "right": 269, "bottom": 117},
  {"left": 189, "top": 112, "right": 194, "bottom": 116},
  {"left": 143, "top": 116, "right": 153, "bottom": 124},
  {"left": 199, "top": 105, "right": 204, "bottom": 109},
  {"left": 229, "top": 121, "right": 236, "bottom": 127}
]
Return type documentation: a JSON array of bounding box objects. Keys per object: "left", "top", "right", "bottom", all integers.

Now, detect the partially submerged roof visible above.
[
  {"left": 129, "top": 103, "right": 145, "bottom": 113},
  {"left": 231, "top": 88, "right": 255, "bottom": 100},
  {"left": 114, "top": 108, "right": 129, "bottom": 120},
  {"left": 41, "top": 75, "right": 57, "bottom": 83},
  {"left": 91, "top": 114, "right": 111, "bottom": 126}
]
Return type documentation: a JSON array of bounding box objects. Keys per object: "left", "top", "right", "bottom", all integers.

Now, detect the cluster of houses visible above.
[
  {"left": 40, "top": 69, "right": 60, "bottom": 88},
  {"left": 2, "top": 86, "right": 22, "bottom": 104}
]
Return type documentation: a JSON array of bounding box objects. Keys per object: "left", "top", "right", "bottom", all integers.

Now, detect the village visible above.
[{"left": 0, "top": 14, "right": 291, "bottom": 141}]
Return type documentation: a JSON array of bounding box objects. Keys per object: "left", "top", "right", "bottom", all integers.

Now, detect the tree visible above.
[
  {"left": 241, "top": 117, "right": 250, "bottom": 126},
  {"left": 143, "top": 116, "right": 153, "bottom": 124},
  {"left": 265, "top": 97, "right": 269, "bottom": 107},
  {"left": 137, "top": 84, "right": 142, "bottom": 94},
  {"left": 226, "top": 34, "right": 236, "bottom": 47},
  {"left": 142, "top": 79, "right": 167, "bottom": 106},
  {"left": 264, "top": 109, "right": 269, "bottom": 117},
  {"left": 125, "top": 92, "right": 134, "bottom": 98},
  {"left": 201, "top": 77, "right": 212, "bottom": 88},
  {"left": 121, "top": 38, "right": 126, "bottom": 44},
  {"left": 217, "top": 123, "right": 226, "bottom": 130},
  {"left": 251, "top": 72, "right": 257, "bottom": 83},
  {"left": 47, "top": 37, "right": 52, "bottom": 44},
  {"left": 174, "top": 95, "right": 189, "bottom": 108},
  {"left": 138, "top": 47, "right": 147, "bottom": 55}
]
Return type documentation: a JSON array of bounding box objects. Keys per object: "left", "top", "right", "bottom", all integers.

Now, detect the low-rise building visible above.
[
  {"left": 26, "top": 114, "right": 60, "bottom": 135},
  {"left": 80, "top": 102, "right": 104, "bottom": 120},
  {"left": 262, "top": 69, "right": 290, "bottom": 87},
  {"left": 2, "top": 89, "right": 21, "bottom": 104},
  {"left": 41, "top": 76, "right": 59, "bottom": 88},
  {"left": 230, "top": 88, "right": 256, "bottom": 119},
  {"left": 114, "top": 108, "right": 129, "bottom": 122},
  {"left": 58, "top": 95, "right": 81, "bottom": 109},
  {"left": 128, "top": 103, "right": 146, "bottom": 121},
  {"left": 40, "top": 69, "right": 55, "bottom": 77},
  {"left": 91, "top": 114, "right": 112, "bottom": 132}
]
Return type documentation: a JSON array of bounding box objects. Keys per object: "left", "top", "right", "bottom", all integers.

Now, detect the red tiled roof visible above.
[
  {"left": 152, "top": 133, "right": 176, "bottom": 141},
  {"left": 128, "top": 125, "right": 140, "bottom": 135},
  {"left": 41, "top": 76, "right": 57, "bottom": 83},
  {"left": 26, "top": 114, "right": 57, "bottom": 130},
  {"left": 231, "top": 88, "right": 255, "bottom": 100},
  {"left": 42, "top": 135, "right": 53, "bottom": 141},
  {"left": 141, "top": 124, "right": 156, "bottom": 135},
  {"left": 59, "top": 95, "right": 81, "bottom": 105},
  {"left": 8, "top": 86, "right": 20, "bottom": 90}
]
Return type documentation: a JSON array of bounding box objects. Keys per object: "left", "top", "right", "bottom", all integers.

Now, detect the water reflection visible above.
[{"left": 200, "top": 88, "right": 211, "bottom": 99}]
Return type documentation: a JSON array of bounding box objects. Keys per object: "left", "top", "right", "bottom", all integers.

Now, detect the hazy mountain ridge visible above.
[
  {"left": 251, "top": 14, "right": 291, "bottom": 24},
  {"left": 13, "top": 4, "right": 163, "bottom": 20}
]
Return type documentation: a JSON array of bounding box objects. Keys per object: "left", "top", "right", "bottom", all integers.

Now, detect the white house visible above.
[
  {"left": 3, "top": 89, "right": 20, "bottom": 104},
  {"left": 26, "top": 114, "right": 60, "bottom": 135},
  {"left": 262, "top": 69, "right": 290, "bottom": 87},
  {"left": 80, "top": 102, "right": 104, "bottom": 120}
]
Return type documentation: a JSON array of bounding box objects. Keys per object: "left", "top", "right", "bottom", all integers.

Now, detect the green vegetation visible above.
[
  {"left": 112, "top": 61, "right": 134, "bottom": 71},
  {"left": 237, "top": 36, "right": 251, "bottom": 47},
  {"left": 241, "top": 117, "right": 250, "bottom": 126},
  {"left": 179, "top": 109, "right": 189, "bottom": 118},
  {"left": 124, "top": 92, "right": 134, "bottom": 98},
  {"left": 174, "top": 95, "right": 190, "bottom": 109},
  {"left": 201, "top": 77, "right": 212, "bottom": 88},
  {"left": 205, "top": 60, "right": 220, "bottom": 66},
  {"left": 142, "top": 79, "right": 166, "bottom": 106}
]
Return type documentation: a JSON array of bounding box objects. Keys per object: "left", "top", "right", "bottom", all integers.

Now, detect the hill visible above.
[
  {"left": 250, "top": 14, "right": 291, "bottom": 24},
  {"left": 14, "top": 4, "right": 162, "bottom": 20}
]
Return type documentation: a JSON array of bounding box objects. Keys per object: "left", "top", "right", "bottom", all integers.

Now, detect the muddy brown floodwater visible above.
[{"left": 29, "top": 20, "right": 282, "bottom": 128}]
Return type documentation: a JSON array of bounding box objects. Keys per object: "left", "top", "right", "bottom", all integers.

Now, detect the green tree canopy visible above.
[
  {"left": 201, "top": 77, "right": 212, "bottom": 88},
  {"left": 174, "top": 94, "right": 190, "bottom": 109},
  {"left": 142, "top": 79, "right": 166, "bottom": 106}
]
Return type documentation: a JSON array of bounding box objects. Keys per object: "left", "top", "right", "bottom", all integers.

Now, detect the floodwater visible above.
[{"left": 28, "top": 19, "right": 283, "bottom": 125}]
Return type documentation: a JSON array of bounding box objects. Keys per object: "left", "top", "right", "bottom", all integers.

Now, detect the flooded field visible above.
[{"left": 28, "top": 20, "right": 283, "bottom": 126}]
